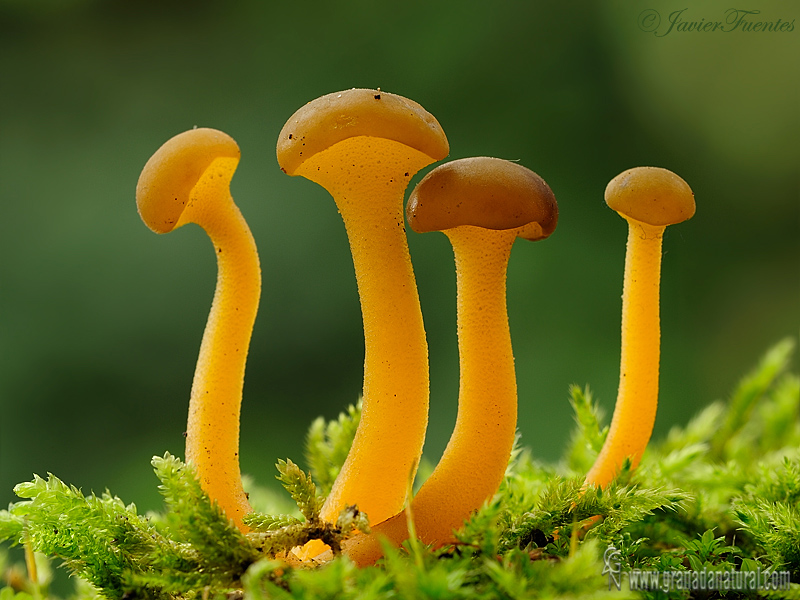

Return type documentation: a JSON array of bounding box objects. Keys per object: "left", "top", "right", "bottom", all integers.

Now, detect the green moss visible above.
[{"left": 1, "top": 339, "right": 798, "bottom": 599}]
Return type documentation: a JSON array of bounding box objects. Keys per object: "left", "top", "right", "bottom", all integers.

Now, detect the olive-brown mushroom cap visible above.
[
  {"left": 605, "top": 166, "right": 695, "bottom": 227},
  {"left": 136, "top": 128, "right": 240, "bottom": 234},
  {"left": 406, "top": 157, "right": 558, "bottom": 241},
  {"left": 276, "top": 88, "right": 449, "bottom": 175}
]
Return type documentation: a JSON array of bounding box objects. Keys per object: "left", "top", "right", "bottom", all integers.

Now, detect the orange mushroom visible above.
[
  {"left": 585, "top": 166, "right": 695, "bottom": 489},
  {"left": 136, "top": 128, "right": 260, "bottom": 531},
  {"left": 277, "top": 89, "right": 449, "bottom": 528},
  {"left": 344, "top": 157, "right": 558, "bottom": 566}
]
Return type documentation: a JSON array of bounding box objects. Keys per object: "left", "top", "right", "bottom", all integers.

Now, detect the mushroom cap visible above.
[
  {"left": 605, "top": 166, "right": 695, "bottom": 226},
  {"left": 276, "top": 88, "right": 449, "bottom": 175},
  {"left": 406, "top": 157, "right": 558, "bottom": 241},
  {"left": 137, "top": 128, "right": 240, "bottom": 234}
]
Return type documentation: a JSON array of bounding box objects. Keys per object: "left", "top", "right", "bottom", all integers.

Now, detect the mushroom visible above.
[
  {"left": 136, "top": 128, "right": 260, "bottom": 531},
  {"left": 277, "top": 89, "right": 449, "bottom": 527},
  {"left": 344, "top": 157, "right": 558, "bottom": 566},
  {"left": 584, "top": 166, "right": 695, "bottom": 489}
]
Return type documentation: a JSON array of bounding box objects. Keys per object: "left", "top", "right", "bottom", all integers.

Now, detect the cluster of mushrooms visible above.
[{"left": 135, "top": 88, "right": 695, "bottom": 567}]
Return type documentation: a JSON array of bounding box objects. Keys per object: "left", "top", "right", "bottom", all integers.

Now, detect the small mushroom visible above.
[
  {"left": 344, "top": 157, "right": 558, "bottom": 566},
  {"left": 136, "top": 128, "right": 260, "bottom": 531},
  {"left": 277, "top": 89, "right": 449, "bottom": 527},
  {"left": 584, "top": 166, "right": 695, "bottom": 489}
]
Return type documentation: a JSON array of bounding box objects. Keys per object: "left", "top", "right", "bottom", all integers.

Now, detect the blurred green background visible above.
[{"left": 1, "top": 0, "right": 797, "bottom": 513}]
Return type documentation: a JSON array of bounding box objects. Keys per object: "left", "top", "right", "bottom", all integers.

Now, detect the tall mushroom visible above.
[
  {"left": 136, "top": 128, "right": 260, "bottom": 531},
  {"left": 277, "top": 89, "right": 449, "bottom": 527},
  {"left": 344, "top": 157, "right": 558, "bottom": 566},
  {"left": 584, "top": 166, "right": 695, "bottom": 489}
]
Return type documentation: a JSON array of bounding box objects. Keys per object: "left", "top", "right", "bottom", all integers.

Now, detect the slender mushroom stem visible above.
[
  {"left": 136, "top": 128, "right": 260, "bottom": 531},
  {"left": 308, "top": 140, "right": 431, "bottom": 525},
  {"left": 345, "top": 157, "right": 557, "bottom": 566},
  {"left": 277, "top": 89, "right": 449, "bottom": 528},
  {"left": 584, "top": 166, "right": 694, "bottom": 489},
  {"left": 439, "top": 226, "right": 519, "bottom": 502},
  {"left": 585, "top": 220, "right": 663, "bottom": 485}
]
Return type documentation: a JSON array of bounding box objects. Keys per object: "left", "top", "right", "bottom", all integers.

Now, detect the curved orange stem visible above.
[
  {"left": 345, "top": 226, "right": 519, "bottom": 566},
  {"left": 179, "top": 158, "right": 260, "bottom": 531},
  {"left": 585, "top": 218, "right": 664, "bottom": 488},
  {"left": 295, "top": 136, "right": 431, "bottom": 526}
]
